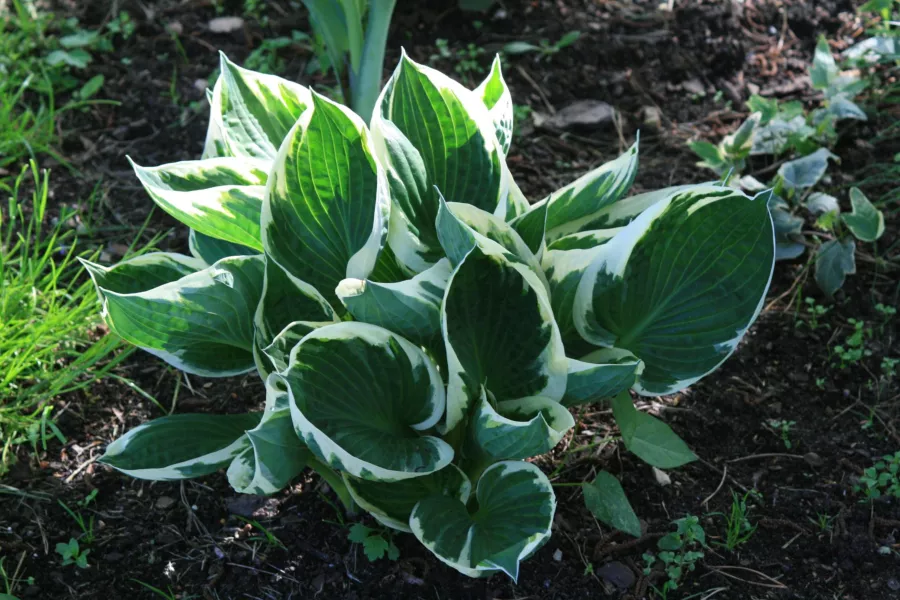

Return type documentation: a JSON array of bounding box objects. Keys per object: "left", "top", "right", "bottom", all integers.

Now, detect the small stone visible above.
[
  {"left": 682, "top": 78, "right": 706, "bottom": 96},
  {"left": 803, "top": 452, "right": 824, "bottom": 467},
  {"left": 155, "top": 496, "right": 176, "bottom": 509},
  {"left": 553, "top": 548, "right": 563, "bottom": 561},
  {"left": 208, "top": 16, "right": 244, "bottom": 33},
  {"left": 888, "top": 578, "right": 900, "bottom": 591},
  {"left": 538, "top": 100, "right": 616, "bottom": 130},
  {"left": 641, "top": 106, "right": 662, "bottom": 130},
  {"left": 597, "top": 561, "right": 635, "bottom": 589},
  {"left": 653, "top": 467, "right": 671, "bottom": 486}
]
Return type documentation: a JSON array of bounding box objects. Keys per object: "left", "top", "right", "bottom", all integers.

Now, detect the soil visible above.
[{"left": 2, "top": 1, "right": 899, "bottom": 599}]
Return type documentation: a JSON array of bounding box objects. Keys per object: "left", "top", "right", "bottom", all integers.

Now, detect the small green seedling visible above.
[
  {"left": 131, "top": 579, "right": 180, "bottom": 600},
  {"left": 714, "top": 490, "right": 757, "bottom": 550},
  {"left": 808, "top": 512, "right": 835, "bottom": 533},
  {"left": 55, "top": 538, "right": 89, "bottom": 569},
  {"left": 348, "top": 523, "right": 400, "bottom": 562},
  {"left": 58, "top": 500, "right": 95, "bottom": 543},
  {"left": 882, "top": 358, "right": 898, "bottom": 379},
  {"left": 815, "top": 377, "right": 826, "bottom": 390},
  {"left": 855, "top": 451, "right": 900, "bottom": 500},
  {"left": 234, "top": 516, "right": 286, "bottom": 550},
  {"left": 833, "top": 319, "right": 872, "bottom": 368},
  {"left": 767, "top": 419, "right": 796, "bottom": 449},
  {"left": 643, "top": 516, "right": 706, "bottom": 598},
  {"left": 802, "top": 297, "right": 830, "bottom": 330},
  {"left": 503, "top": 31, "right": 581, "bottom": 60}
]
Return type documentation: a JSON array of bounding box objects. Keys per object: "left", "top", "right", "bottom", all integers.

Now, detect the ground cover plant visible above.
[{"left": 82, "top": 51, "right": 775, "bottom": 580}]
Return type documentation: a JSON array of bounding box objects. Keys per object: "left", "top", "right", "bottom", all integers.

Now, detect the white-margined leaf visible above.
[
  {"left": 217, "top": 52, "right": 312, "bottom": 159},
  {"left": 228, "top": 384, "right": 310, "bottom": 494},
  {"left": 375, "top": 52, "right": 506, "bottom": 217},
  {"left": 535, "top": 141, "right": 638, "bottom": 241},
  {"left": 255, "top": 257, "right": 337, "bottom": 366},
  {"left": 815, "top": 239, "right": 856, "bottom": 298},
  {"left": 562, "top": 348, "right": 642, "bottom": 407},
  {"left": 100, "top": 413, "right": 261, "bottom": 480},
  {"left": 189, "top": 229, "right": 258, "bottom": 265},
  {"left": 130, "top": 157, "right": 268, "bottom": 251},
  {"left": 81, "top": 252, "right": 205, "bottom": 295},
  {"left": 410, "top": 461, "right": 555, "bottom": 582},
  {"left": 437, "top": 200, "right": 547, "bottom": 290},
  {"left": 805, "top": 192, "right": 840, "bottom": 216},
  {"left": 262, "top": 320, "right": 332, "bottom": 373},
  {"left": 574, "top": 187, "right": 775, "bottom": 395},
  {"left": 541, "top": 228, "right": 618, "bottom": 346},
  {"left": 278, "top": 323, "right": 452, "bottom": 482},
  {"left": 97, "top": 255, "right": 265, "bottom": 377},
  {"left": 472, "top": 392, "right": 574, "bottom": 460},
  {"left": 202, "top": 77, "right": 229, "bottom": 159},
  {"left": 262, "top": 92, "right": 390, "bottom": 309},
  {"left": 842, "top": 187, "right": 884, "bottom": 242},
  {"left": 545, "top": 183, "right": 716, "bottom": 242},
  {"left": 336, "top": 258, "right": 452, "bottom": 347},
  {"left": 474, "top": 55, "right": 513, "bottom": 156},
  {"left": 441, "top": 245, "right": 566, "bottom": 433},
  {"left": 508, "top": 198, "right": 547, "bottom": 256},
  {"left": 810, "top": 35, "right": 838, "bottom": 90},
  {"left": 343, "top": 465, "right": 471, "bottom": 532}
]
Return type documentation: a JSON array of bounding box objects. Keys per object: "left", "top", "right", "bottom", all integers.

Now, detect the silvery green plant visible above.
[{"left": 83, "top": 52, "right": 775, "bottom": 581}]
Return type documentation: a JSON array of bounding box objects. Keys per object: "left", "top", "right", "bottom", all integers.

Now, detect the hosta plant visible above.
[{"left": 84, "top": 51, "right": 775, "bottom": 581}]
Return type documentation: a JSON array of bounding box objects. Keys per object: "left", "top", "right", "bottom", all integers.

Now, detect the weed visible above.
[
  {"left": 882, "top": 357, "right": 898, "bottom": 379},
  {"left": 855, "top": 451, "right": 900, "bottom": 500},
  {"left": 348, "top": 523, "right": 400, "bottom": 562},
  {"left": 430, "top": 39, "right": 486, "bottom": 81},
  {"left": 234, "top": 516, "right": 286, "bottom": 550},
  {"left": 714, "top": 491, "right": 757, "bottom": 550},
  {"left": 503, "top": 31, "right": 581, "bottom": 60},
  {"left": 0, "top": 162, "right": 132, "bottom": 474},
  {"left": 833, "top": 319, "right": 872, "bottom": 368},
  {"left": 131, "top": 579, "right": 185, "bottom": 600},
  {"left": 58, "top": 499, "right": 95, "bottom": 543},
  {"left": 801, "top": 297, "right": 830, "bottom": 330},
  {"left": 808, "top": 512, "right": 835, "bottom": 533},
  {"left": 767, "top": 419, "right": 796, "bottom": 449},
  {"left": 55, "top": 538, "right": 89, "bottom": 569},
  {"left": 643, "top": 516, "right": 706, "bottom": 598},
  {"left": 815, "top": 377, "right": 826, "bottom": 389}
]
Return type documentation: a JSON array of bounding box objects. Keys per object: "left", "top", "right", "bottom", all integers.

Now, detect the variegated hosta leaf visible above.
[
  {"left": 130, "top": 157, "right": 268, "bottom": 251},
  {"left": 574, "top": 187, "right": 775, "bottom": 395},
  {"left": 262, "top": 92, "right": 390, "bottom": 309},
  {"left": 372, "top": 52, "right": 506, "bottom": 272},
  {"left": 202, "top": 77, "right": 228, "bottom": 159},
  {"left": 509, "top": 199, "right": 548, "bottom": 256},
  {"left": 96, "top": 255, "right": 265, "bottom": 377},
  {"left": 277, "top": 322, "right": 452, "bottom": 481},
  {"left": 538, "top": 141, "right": 639, "bottom": 241},
  {"left": 474, "top": 56, "right": 513, "bottom": 156},
  {"left": 437, "top": 200, "right": 547, "bottom": 291},
  {"left": 343, "top": 465, "right": 471, "bottom": 532},
  {"left": 335, "top": 259, "right": 452, "bottom": 347},
  {"left": 503, "top": 171, "right": 531, "bottom": 223},
  {"left": 441, "top": 245, "right": 566, "bottom": 433},
  {"left": 80, "top": 252, "right": 205, "bottom": 296},
  {"left": 410, "top": 461, "right": 555, "bottom": 582},
  {"left": 100, "top": 413, "right": 261, "bottom": 480},
  {"left": 541, "top": 228, "right": 618, "bottom": 347},
  {"left": 261, "top": 321, "right": 323, "bottom": 373},
  {"left": 215, "top": 52, "right": 312, "bottom": 160},
  {"left": 472, "top": 392, "right": 574, "bottom": 460},
  {"left": 545, "top": 183, "right": 713, "bottom": 242},
  {"left": 228, "top": 385, "right": 310, "bottom": 494},
  {"left": 254, "top": 258, "right": 336, "bottom": 373},
  {"left": 562, "top": 348, "right": 642, "bottom": 407},
  {"left": 189, "top": 229, "right": 257, "bottom": 265}
]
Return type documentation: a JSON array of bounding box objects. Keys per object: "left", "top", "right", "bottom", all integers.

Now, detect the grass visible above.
[
  {"left": 0, "top": 161, "right": 134, "bottom": 475},
  {"left": 0, "top": 0, "right": 121, "bottom": 186}
]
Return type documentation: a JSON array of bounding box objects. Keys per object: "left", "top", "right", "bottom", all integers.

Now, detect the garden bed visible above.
[{"left": 1, "top": 0, "right": 898, "bottom": 598}]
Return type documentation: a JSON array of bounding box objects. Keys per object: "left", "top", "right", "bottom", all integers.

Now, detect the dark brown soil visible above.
[{"left": 2, "top": 1, "right": 899, "bottom": 599}]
